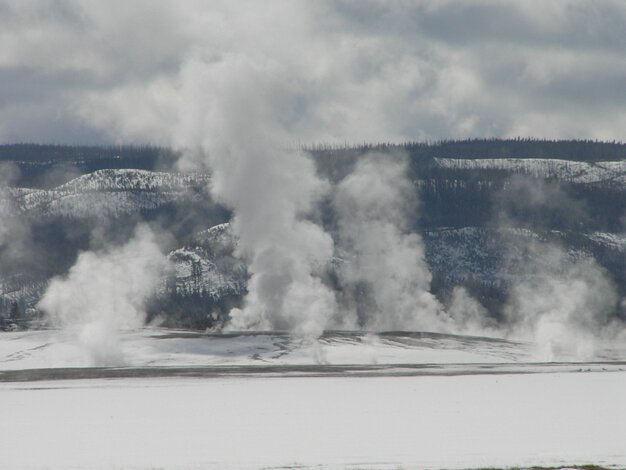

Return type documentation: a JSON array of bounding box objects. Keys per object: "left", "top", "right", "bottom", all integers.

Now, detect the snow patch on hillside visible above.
[
  {"left": 584, "top": 231, "right": 626, "bottom": 252},
  {"left": 435, "top": 157, "right": 626, "bottom": 185},
  {"left": 56, "top": 169, "right": 209, "bottom": 192},
  {"left": 9, "top": 169, "right": 211, "bottom": 216},
  {"left": 164, "top": 246, "right": 245, "bottom": 299},
  {"left": 423, "top": 227, "right": 603, "bottom": 288}
]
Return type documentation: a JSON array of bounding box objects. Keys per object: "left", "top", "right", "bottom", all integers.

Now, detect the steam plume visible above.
[
  {"left": 0, "top": 163, "right": 30, "bottom": 267},
  {"left": 332, "top": 154, "right": 449, "bottom": 331},
  {"left": 38, "top": 224, "right": 167, "bottom": 366},
  {"left": 446, "top": 286, "right": 499, "bottom": 337},
  {"left": 495, "top": 178, "right": 624, "bottom": 359},
  {"left": 503, "top": 240, "right": 619, "bottom": 360},
  {"left": 175, "top": 57, "right": 336, "bottom": 338}
]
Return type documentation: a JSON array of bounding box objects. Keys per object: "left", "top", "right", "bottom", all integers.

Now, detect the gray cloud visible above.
[
  {"left": 1, "top": 0, "right": 626, "bottom": 144},
  {"left": 415, "top": 1, "right": 626, "bottom": 51}
]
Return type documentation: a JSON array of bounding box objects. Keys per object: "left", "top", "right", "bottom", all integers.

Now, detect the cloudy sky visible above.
[{"left": 1, "top": 0, "right": 625, "bottom": 145}]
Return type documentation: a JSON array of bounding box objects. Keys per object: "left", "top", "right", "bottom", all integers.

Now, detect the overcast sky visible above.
[{"left": 1, "top": 0, "right": 625, "bottom": 145}]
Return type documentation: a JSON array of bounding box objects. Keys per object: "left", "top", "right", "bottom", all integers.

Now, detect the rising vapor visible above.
[
  {"left": 22, "top": 2, "right": 624, "bottom": 354},
  {"left": 504, "top": 241, "right": 620, "bottom": 360},
  {"left": 38, "top": 224, "right": 167, "bottom": 366},
  {"left": 494, "top": 178, "right": 624, "bottom": 359},
  {"left": 332, "top": 154, "right": 449, "bottom": 331},
  {"left": 175, "top": 57, "right": 336, "bottom": 339},
  {"left": 0, "top": 163, "right": 31, "bottom": 267}
]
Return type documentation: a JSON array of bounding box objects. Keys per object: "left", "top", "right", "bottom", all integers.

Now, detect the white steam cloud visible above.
[
  {"left": 0, "top": 163, "right": 30, "bottom": 264},
  {"left": 446, "top": 286, "right": 499, "bottom": 337},
  {"left": 329, "top": 158, "right": 624, "bottom": 358},
  {"left": 16, "top": 2, "right": 621, "bottom": 354},
  {"left": 487, "top": 177, "right": 625, "bottom": 359},
  {"left": 503, "top": 241, "right": 620, "bottom": 360},
  {"left": 330, "top": 154, "right": 499, "bottom": 336},
  {"left": 332, "top": 154, "right": 449, "bottom": 331},
  {"left": 38, "top": 224, "right": 167, "bottom": 366},
  {"left": 175, "top": 57, "right": 336, "bottom": 339}
]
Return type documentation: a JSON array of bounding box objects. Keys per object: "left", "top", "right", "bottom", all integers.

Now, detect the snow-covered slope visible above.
[
  {"left": 1, "top": 166, "right": 624, "bottom": 324},
  {"left": 422, "top": 227, "right": 611, "bottom": 288},
  {"left": 195, "top": 222, "right": 238, "bottom": 253},
  {"left": 583, "top": 231, "right": 626, "bottom": 252},
  {"left": 167, "top": 223, "right": 625, "bottom": 302},
  {"left": 0, "top": 275, "right": 46, "bottom": 305},
  {"left": 2, "top": 219, "right": 624, "bottom": 319},
  {"left": 56, "top": 169, "right": 209, "bottom": 192},
  {"left": 161, "top": 223, "right": 246, "bottom": 300},
  {"left": 434, "top": 157, "right": 626, "bottom": 185},
  {"left": 165, "top": 246, "right": 245, "bottom": 298},
  {"left": 8, "top": 169, "right": 210, "bottom": 217}
]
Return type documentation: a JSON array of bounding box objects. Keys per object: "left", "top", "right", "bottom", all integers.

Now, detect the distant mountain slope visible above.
[
  {"left": 1, "top": 141, "right": 625, "bottom": 329},
  {"left": 162, "top": 223, "right": 246, "bottom": 300},
  {"left": 434, "top": 158, "right": 626, "bottom": 186},
  {"left": 424, "top": 227, "right": 625, "bottom": 287},
  {"left": 7, "top": 169, "right": 210, "bottom": 218}
]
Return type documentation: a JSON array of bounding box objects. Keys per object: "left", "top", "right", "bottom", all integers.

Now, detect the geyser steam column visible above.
[
  {"left": 333, "top": 154, "right": 450, "bottom": 332},
  {"left": 38, "top": 224, "right": 167, "bottom": 366},
  {"left": 176, "top": 57, "right": 336, "bottom": 338}
]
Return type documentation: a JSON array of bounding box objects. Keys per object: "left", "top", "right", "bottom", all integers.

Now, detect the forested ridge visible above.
[{"left": 1, "top": 139, "right": 624, "bottom": 329}]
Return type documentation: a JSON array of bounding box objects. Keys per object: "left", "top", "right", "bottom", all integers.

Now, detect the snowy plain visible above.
[
  {"left": 0, "top": 328, "right": 539, "bottom": 370},
  {"left": 1, "top": 328, "right": 626, "bottom": 469}
]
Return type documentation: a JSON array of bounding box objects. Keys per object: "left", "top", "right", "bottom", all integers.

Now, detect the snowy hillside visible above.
[
  {"left": 583, "top": 231, "right": 626, "bottom": 252},
  {"left": 4, "top": 221, "right": 623, "bottom": 320},
  {"left": 165, "top": 246, "right": 245, "bottom": 299},
  {"left": 1, "top": 165, "right": 625, "bottom": 326},
  {"left": 422, "top": 227, "right": 621, "bottom": 288},
  {"left": 160, "top": 223, "right": 246, "bottom": 299},
  {"left": 434, "top": 157, "right": 626, "bottom": 185},
  {"left": 56, "top": 169, "right": 209, "bottom": 192},
  {"left": 7, "top": 169, "right": 210, "bottom": 217},
  {"left": 195, "top": 222, "right": 238, "bottom": 252},
  {"left": 166, "top": 222, "right": 625, "bottom": 306},
  {"left": 0, "top": 276, "right": 46, "bottom": 305}
]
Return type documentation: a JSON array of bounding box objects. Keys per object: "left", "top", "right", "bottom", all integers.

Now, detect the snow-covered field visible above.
[
  {"left": 0, "top": 329, "right": 539, "bottom": 370},
  {"left": 2, "top": 328, "right": 626, "bottom": 469}
]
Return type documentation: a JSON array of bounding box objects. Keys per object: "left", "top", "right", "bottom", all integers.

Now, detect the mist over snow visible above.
[
  {"left": 1, "top": 1, "right": 625, "bottom": 359},
  {"left": 37, "top": 224, "right": 168, "bottom": 366},
  {"left": 3, "top": 4, "right": 626, "bottom": 469},
  {"left": 329, "top": 154, "right": 498, "bottom": 335},
  {"left": 3, "top": 4, "right": 626, "bottom": 470},
  {"left": 174, "top": 57, "right": 337, "bottom": 339},
  {"left": 502, "top": 240, "right": 620, "bottom": 360},
  {"left": 332, "top": 154, "right": 447, "bottom": 331},
  {"left": 0, "top": 163, "right": 32, "bottom": 269}
]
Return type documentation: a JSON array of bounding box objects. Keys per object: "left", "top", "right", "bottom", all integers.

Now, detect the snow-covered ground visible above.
[
  {"left": 2, "top": 328, "right": 626, "bottom": 469},
  {"left": 7, "top": 327, "right": 626, "bottom": 372},
  {"left": 1, "top": 373, "right": 625, "bottom": 469},
  {"left": 0, "top": 329, "right": 539, "bottom": 370}
]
